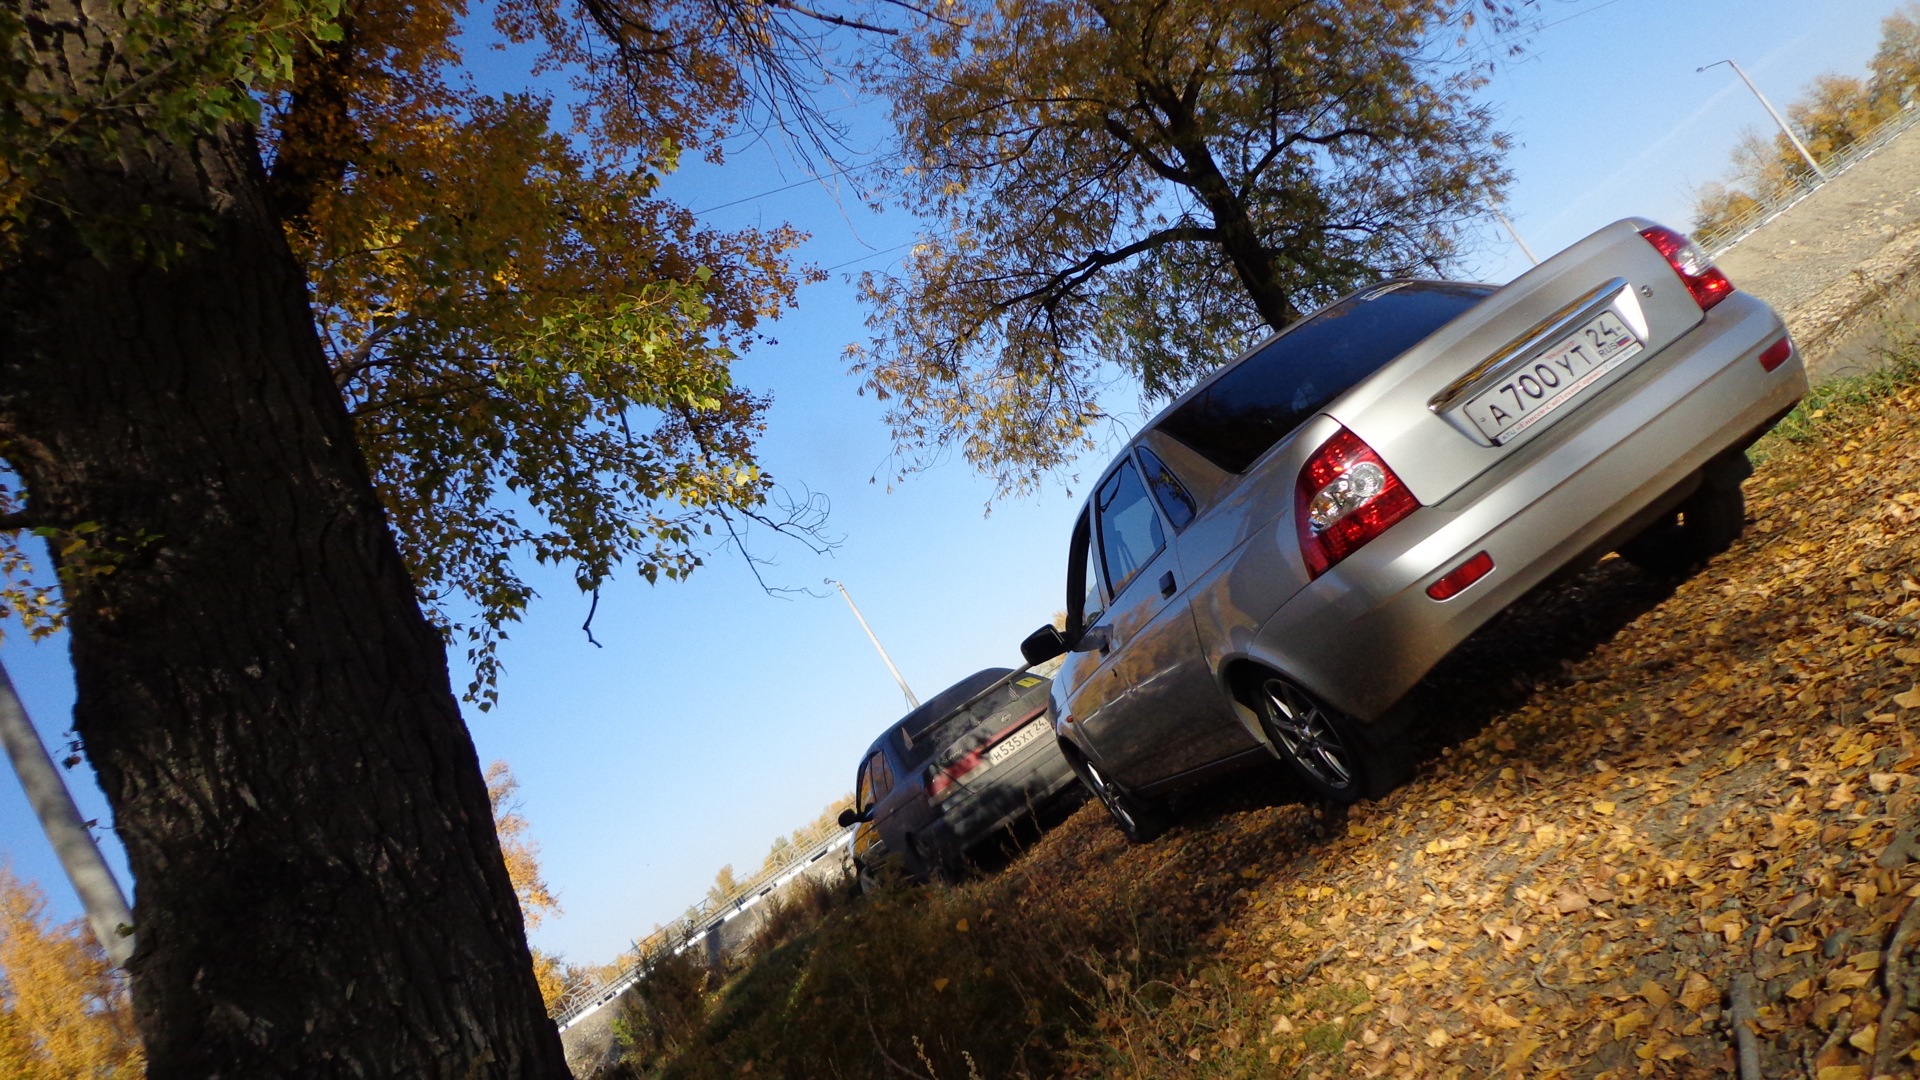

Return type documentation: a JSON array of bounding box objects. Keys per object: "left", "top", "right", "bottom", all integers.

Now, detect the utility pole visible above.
[
  {"left": 823, "top": 578, "right": 919, "bottom": 708},
  {"left": 1699, "top": 58, "right": 1830, "bottom": 182},
  {"left": 0, "top": 660, "right": 135, "bottom": 964},
  {"left": 1490, "top": 207, "right": 1540, "bottom": 267}
]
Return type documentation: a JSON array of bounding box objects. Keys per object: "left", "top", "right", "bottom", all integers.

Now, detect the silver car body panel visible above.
[{"left": 1050, "top": 218, "right": 1808, "bottom": 794}]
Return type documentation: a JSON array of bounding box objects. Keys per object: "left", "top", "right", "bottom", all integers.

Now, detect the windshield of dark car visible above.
[{"left": 1155, "top": 280, "right": 1495, "bottom": 474}]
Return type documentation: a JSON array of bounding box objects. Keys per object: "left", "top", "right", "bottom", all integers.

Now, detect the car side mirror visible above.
[
  {"left": 1071, "top": 624, "right": 1111, "bottom": 654},
  {"left": 837, "top": 806, "right": 869, "bottom": 828},
  {"left": 1020, "top": 624, "right": 1068, "bottom": 665}
]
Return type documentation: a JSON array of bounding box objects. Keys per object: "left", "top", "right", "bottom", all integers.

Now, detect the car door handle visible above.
[{"left": 1158, "top": 570, "right": 1176, "bottom": 597}]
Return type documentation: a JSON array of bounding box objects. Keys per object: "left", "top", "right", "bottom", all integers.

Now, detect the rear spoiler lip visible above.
[{"left": 901, "top": 661, "right": 1044, "bottom": 750}]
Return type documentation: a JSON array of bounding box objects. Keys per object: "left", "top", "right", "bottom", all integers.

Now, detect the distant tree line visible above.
[
  {"left": 1694, "top": 3, "right": 1920, "bottom": 245},
  {"left": 699, "top": 793, "right": 855, "bottom": 910}
]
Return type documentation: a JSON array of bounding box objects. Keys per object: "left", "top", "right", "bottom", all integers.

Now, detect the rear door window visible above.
[
  {"left": 1157, "top": 281, "right": 1493, "bottom": 472},
  {"left": 1136, "top": 446, "right": 1196, "bottom": 530}
]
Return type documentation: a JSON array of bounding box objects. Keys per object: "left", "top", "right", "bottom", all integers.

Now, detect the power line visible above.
[
  {"left": 1536, "top": 0, "right": 1627, "bottom": 32},
  {"left": 820, "top": 240, "right": 915, "bottom": 273},
  {"left": 690, "top": 155, "right": 897, "bottom": 216}
]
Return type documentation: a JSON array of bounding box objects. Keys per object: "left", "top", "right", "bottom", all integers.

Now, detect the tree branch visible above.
[
  {"left": 992, "top": 223, "right": 1218, "bottom": 313},
  {"left": 1103, "top": 114, "right": 1189, "bottom": 184}
]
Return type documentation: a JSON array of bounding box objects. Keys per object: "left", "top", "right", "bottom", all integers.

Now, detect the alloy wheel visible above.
[
  {"left": 1083, "top": 760, "right": 1136, "bottom": 833},
  {"left": 1259, "top": 677, "right": 1355, "bottom": 792}
]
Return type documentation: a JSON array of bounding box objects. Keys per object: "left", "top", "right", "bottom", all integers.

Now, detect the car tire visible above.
[
  {"left": 1251, "top": 672, "right": 1410, "bottom": 805},
  {"left": 1618, "top": 454, "right": 1750, "bottom": 575},
  {"left": 1066, "top": 748, "right": 1172, "bottom": 843},
  {"left": 904, "top": 833, "right": 953, "bottom": 884},
  {"left": 852, "top": 858, "right": 880, "bottom": 897}
]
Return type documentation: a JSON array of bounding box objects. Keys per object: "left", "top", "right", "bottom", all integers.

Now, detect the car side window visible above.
[
  {"left": 1095, "top": 461, "right": 1166, "bottom": 595},
  {"left": 1078, "top": 522, "right": 1105, "bottom": 628},
  {"left": 856, "top": 752, "right": 880, "bottom": 812},
  {"left": 1064, "top": 511, "right": 1105, "bottom": 635},
  {"left": 1136, "top": 446, "right": 1196, "bottom": 530},
  {"left": 869, "top": 752, "right": 895, "bottom": 802}
]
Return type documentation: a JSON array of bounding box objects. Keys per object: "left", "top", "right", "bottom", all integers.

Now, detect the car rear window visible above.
[
  {"left": 1155, "top": 280, "right": 1494, "bottom": 473},
  {"left": 893, "top": 669, "right": 1049, "bottom": 766},
  {"left": 893, "top": 668, "right": 1012, "bottom": 764}
]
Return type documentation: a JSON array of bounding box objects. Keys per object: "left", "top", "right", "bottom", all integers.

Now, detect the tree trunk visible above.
[
  {"left": 0, "top": 4, "right": 571, "bottom": 1077},
  {"left": 1149, "top": 103, "right": 1303, "bottom": 331}
]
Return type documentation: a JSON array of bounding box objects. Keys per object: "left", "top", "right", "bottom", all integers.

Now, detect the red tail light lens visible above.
[
  {"left": 927, "top": 752, "right": 981, "bottom": 801},
  {"left": 1758, "top": 336, "right": 1792, "bottom": 372},
  {"left": 1639, "top": 225, "right": 1733, "bottom": 311},
  {"left": 1295, "top": 427, "right": 1419, "bottom": 578}
]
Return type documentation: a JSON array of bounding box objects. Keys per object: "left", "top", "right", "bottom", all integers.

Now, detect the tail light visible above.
[
  {"left": 926, "top": 707, "right": 1046, "bottom": 800},
  {"left": 1639, "top": 225, "right": 1733, "bottom": 311},
  {"left": 926, "top": 753, "right": 982, "bottom": 801},
  {"left": 1295, "top": 427, "right": 1419, "bottom": 578}
]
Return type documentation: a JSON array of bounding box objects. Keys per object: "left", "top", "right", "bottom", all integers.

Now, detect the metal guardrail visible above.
[
  {"left": 550, "top": 825, "right": 854, "bottom": 1032},
  {"left": 1699, "top": 103, "right": 1920, "bottom": 258}
]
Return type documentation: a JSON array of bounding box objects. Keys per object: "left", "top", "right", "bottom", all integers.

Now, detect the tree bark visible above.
[{"left": 0, "top": 3, "right": 571, "bottom": 1076}]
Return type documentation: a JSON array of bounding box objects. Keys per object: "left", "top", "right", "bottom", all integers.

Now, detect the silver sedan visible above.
[{"left": 1021, "top": 219, "right": 1808, "bottom": 839}]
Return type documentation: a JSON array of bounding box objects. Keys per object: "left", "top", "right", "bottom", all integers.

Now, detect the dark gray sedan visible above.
[
  {"left": 838, "top": 667, "right": 1078, "bottom": 887},
  {"left": 1022, "top": 219, "right": 1807, "bottom": 839}
]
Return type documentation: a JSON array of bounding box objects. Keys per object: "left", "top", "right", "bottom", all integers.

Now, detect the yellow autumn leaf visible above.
[
  {"left": 1479, "top": 1003, "right": 1522, "bottom": 1030},
  {"left": 1678, "top": 972, "right": 1717, "bottom": 1011},
  {"left": 1425, "top": 1028, "right": 1450, "bottom": 1048},
  {"left": 1503, "top": 1035, "right": 1541, "bottom": 1070},
  {"left": 932, "top": 977, "right": 950, "bottom": 992},
  {"left": 1894, "top": 685, "right": 1920, "bottom": 710},
  {"left": 954, "top": 918, "right": 970, "bottom": 932},
  {"left": 1848, "top": 1023, "right": 1877, "bottom": 1054}
]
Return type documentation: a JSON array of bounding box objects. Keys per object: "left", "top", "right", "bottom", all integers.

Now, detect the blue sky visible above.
[{"left": 0, "top": 0, "right": 1899, "bottom": 971}]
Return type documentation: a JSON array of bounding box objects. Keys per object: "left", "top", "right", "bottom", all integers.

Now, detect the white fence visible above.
[
  {"left": 1700, "top": 104, "right": 1920, "bottom": 258},
  {"left": 550, "top": 826, "right": 854, "bottom": 1032}
]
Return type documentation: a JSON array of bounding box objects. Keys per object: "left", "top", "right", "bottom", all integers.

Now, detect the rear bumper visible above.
[
  {"left": 920, "top": 739, "right": 1079, "bottom": 864},
  {"left": 1249, "top": 291, "right": 1807, "bottom": 722}
]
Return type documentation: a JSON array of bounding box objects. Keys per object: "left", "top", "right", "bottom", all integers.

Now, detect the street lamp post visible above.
[
  {"left": 1489, "top": 206, "right": 1540, "bottom": 267},
  {"left": 824, "top": 578, "right": 920, "bottom": 709},
  {"left": 1699, "top": 58, "right": 1830, "bottom": 182},
  {"left": 0, "top": 661, "right": 135, "bottom": 964}
]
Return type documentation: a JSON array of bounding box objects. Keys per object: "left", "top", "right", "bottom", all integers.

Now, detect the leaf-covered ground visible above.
[{"left": 647, "top": 368, "right": 1920, "bottom": 1080}]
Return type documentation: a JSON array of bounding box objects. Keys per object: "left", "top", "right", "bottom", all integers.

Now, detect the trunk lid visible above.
[{"left": 1328, "top": 218, "right": 1709, "bottom": 505}]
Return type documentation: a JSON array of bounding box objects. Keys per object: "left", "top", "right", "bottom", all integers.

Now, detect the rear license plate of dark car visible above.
[
  {"left": 1463, "top": 310, "right": 1643, "bottom": 445},
  {"left": 987, "top": 719, "right": 1049, "bottom": 765}
]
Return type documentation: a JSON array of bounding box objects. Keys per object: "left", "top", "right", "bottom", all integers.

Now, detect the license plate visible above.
[
  {"left": 1463, "top": 311, "right": 1643, "bottom": 445},
  {"left": 987, "top": 719, "right": 1049, "bottom": 765}
]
